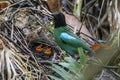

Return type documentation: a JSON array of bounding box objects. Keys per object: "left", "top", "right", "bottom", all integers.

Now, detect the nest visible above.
[{"left": 0, "top": 0, "right": 62, "bottom": 80}]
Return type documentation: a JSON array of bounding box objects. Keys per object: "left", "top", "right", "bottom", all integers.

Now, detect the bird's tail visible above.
[
  {"left": 90, "top": 43, "right": 101, "bottom": 51},
  {"left": 90, "top": 42, "right": 111, "bottom": 51},
  {"left": 86, "top": 42, "right": 111, "bottom": 57}
]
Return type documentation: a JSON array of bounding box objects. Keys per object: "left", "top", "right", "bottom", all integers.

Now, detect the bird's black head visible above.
[{"left": 52, "top": 12, "right": 67, "bottom": 28}]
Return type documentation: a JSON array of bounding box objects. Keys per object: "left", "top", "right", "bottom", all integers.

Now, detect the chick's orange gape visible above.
[
  {"left": 35, "top": 44, "right": 43, "bottom": 52},
  {"left": 35, "top": 44, "right": 52, "bottom": 55},
  {"left": 45, "top": 48, "right": 52, "bottom": 55}
]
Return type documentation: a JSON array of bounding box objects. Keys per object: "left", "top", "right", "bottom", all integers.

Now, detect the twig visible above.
[
  {"left": 11, "top": 21, "right": 14, "bottom": 40},
  {"left": 82, "top": 11, "right": 98, "bottom": 21},
  {"left": 98, "top": 0, "right": 105, "bottom": 22},
  {"left": 86, "top": 14, "right": 96, "bottom": 38},
  {"left": 97, "top": 11, "right": 108, "bottom": 28},
  {"left": 81, "top": 32, "right": 98, "bottom": 42},
  {"left": 98, "top": 70, "right": 105, "bottom": 80},
  {"left": 2, "top": 22, "right": 40, "bottom": 67},
  {"left": 110, "top": 69, "right": 120, "bottom": 78},
  {"left": 82, "top": 0, "right": 97, "bottom": 11},
  {"left": 39, "top": 60, "right": 59, "bottom": 64}
]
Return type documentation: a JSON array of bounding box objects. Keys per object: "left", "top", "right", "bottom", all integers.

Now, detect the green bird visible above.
[{"left": 52, "top": 12, "right": 94, "bottom": 56}]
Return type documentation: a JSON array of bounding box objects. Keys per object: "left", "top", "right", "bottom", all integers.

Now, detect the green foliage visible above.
[
  {"left": 78, "top": 47, "right": 87, "bottom": 65},
  {"left": 48, "top": 47, "right": 87, "bottom": 80},
  {"left": 73, "top": 0, "right": 83, "bottom": 20},
  {"left": 46, "top": 24, "right": 54, "bottom": 33}
]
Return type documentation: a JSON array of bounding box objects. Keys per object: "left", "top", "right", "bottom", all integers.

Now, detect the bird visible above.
[{"left": 52, "top": 12, "right": 94, "bottom": 56}]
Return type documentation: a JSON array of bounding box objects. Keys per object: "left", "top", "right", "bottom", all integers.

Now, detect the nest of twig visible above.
[{"left": 0, "top": 0, "right": 63, "bottom": 80}]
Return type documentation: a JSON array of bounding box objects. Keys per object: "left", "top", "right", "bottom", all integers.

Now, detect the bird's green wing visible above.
[
  {"left": 60, "top": 32, "right": 84, "bottom": 47},
  {"left": 60, "top": 32, "right": 92, "bottom": 52}
]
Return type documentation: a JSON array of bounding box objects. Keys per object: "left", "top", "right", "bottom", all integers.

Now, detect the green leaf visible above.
[
  {"left": 78, "top": 47, "right": 87, "bottom": 65},
  {"left": 49, "top": 49, "right": 87, "bottom": 80},
  {"left": 59, "top": 57, "right": 82, "bottom": 74},
  {"left": 73, "top": 0, "right": 83, "bottom": 19},
  {"left": 52, "top": 64, "right": 73, "bottom": 80},
  {"left": 46, "top": 24, "right": 54, "bottom": 32},
  {"left": 48, "top": 75, "right": 62, "bottom": 80},
  {"left": 59, "top": 62, "right": 80, "bottom": 75},
  {"left": 64, "top": 57, "right": 76, "bottom": 63}
]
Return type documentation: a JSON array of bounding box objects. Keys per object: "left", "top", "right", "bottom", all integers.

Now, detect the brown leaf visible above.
[{"left": 46, "top": 0, "right": 61, "bottom": 12}]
